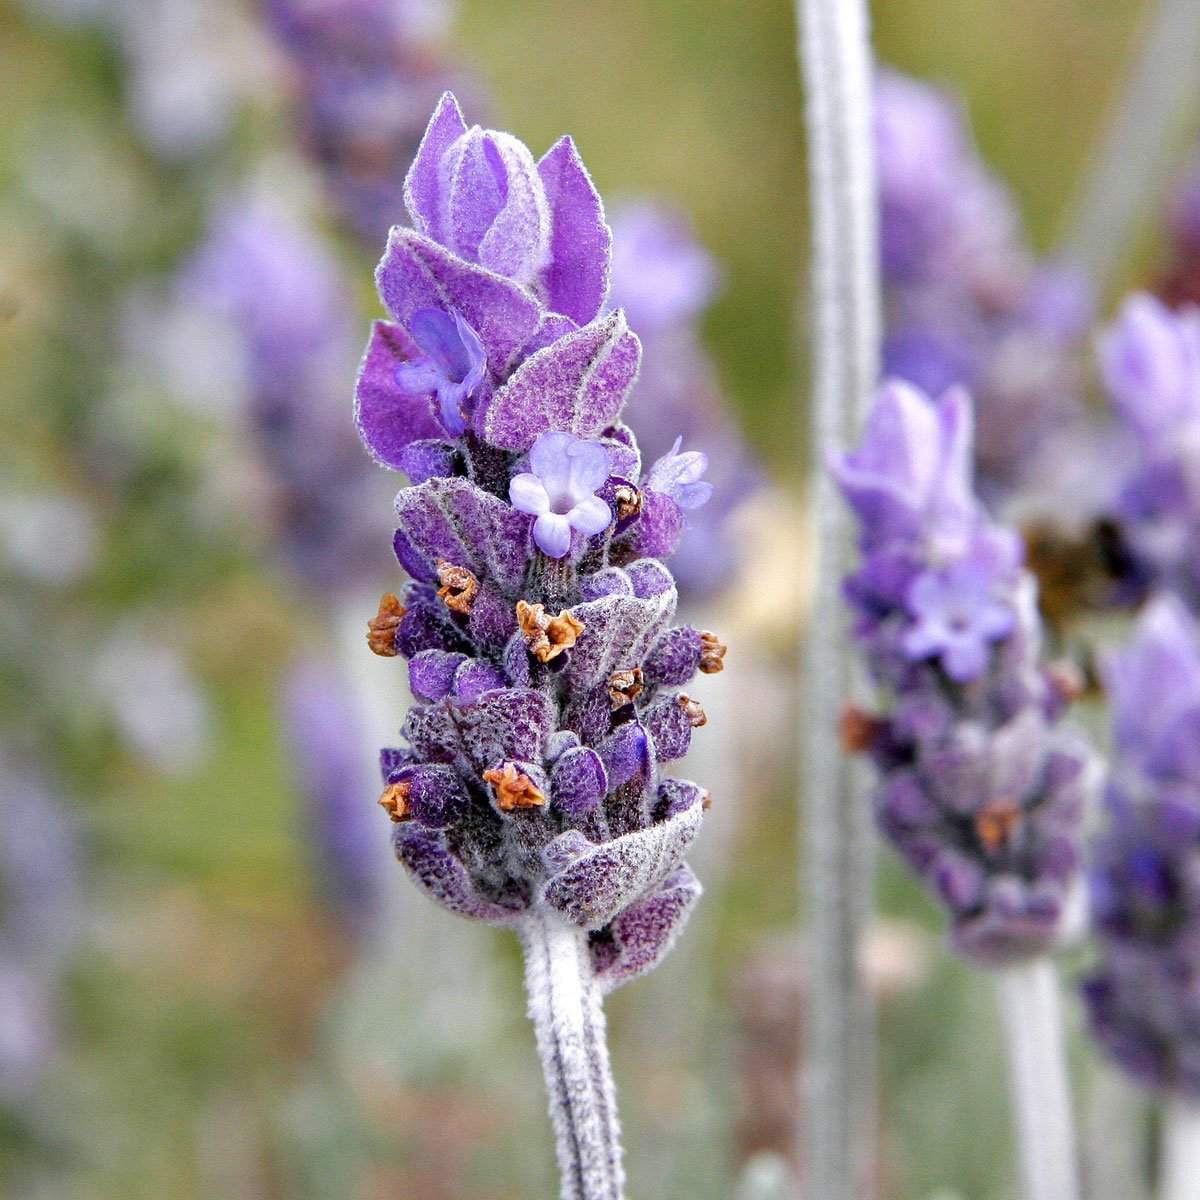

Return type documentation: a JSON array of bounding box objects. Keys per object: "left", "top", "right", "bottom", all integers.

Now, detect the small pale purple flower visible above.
[
  {"left": 509, "top": 431, "right": 612, "bottom": 558},
  {"left": 902, "top": 561, "right": 1015, "bottom": 682},
  {"left": 1099, "top": 293, "right": 1200, "bottom": 443},
  {"left": 646, "top": 438, "right": 713, "bottom": 511},
  {"left": 393, "top": 306, "right": 488, "bottom": 434}
]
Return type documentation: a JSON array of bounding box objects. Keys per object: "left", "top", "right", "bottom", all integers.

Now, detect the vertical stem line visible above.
[
  {"left": 520, "top": 910, "right": 626, "bottom": 1200},
  {"left": 995, "top": 959, "right": 1081, "bottom": 1200},
  {"left": 1161, "top": 1097, "right": 1200, "bottom": 1200},
  {"left": 1058, "top": 0, "right": 1200, "bottom": 296},
  {"left": 795, "top": 0, "right": 881, "bottom": 1198}
]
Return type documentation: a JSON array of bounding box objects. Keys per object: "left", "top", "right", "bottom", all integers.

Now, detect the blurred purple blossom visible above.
[
  {"left": 874, "top": 67, "right": 1092, "bottom": 497},
  {"left": 833, "top": 380, "right": 1092, "bottom": 964},
  {"left": 1083, "top": 596, "right": 1200, "bottom": 1097}
]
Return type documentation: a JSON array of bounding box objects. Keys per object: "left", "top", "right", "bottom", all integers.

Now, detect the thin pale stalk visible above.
[
  {"left": 1161, "top": 1098, "right": 1200, "bottom": 1200},
  {"left": 1083, "top": 1061, "right": 1150, "bottom": 1200},
  {"left": 1058, "top": 0, "right": 1200, "bottom": 296},
  {"left": 520, "top": 909, "right": 626, "bottom": 1200},
  {"left": 995, "top": 959, "right": 1081, "bottom": 1200},
  {"left": 794, "top": 0, "right": 882, "bottom": 1197}
]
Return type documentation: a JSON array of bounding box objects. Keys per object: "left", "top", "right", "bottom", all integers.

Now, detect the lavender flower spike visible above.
[
  {"left": 354, "top": 95, "right": 721, "bottom": 1199},
  {"left": 834, "top": 380, "right": 1091, "bottom": 1200},
  {"left": 1083, "top": 595, "right": 1200, "bottom": 1200}
]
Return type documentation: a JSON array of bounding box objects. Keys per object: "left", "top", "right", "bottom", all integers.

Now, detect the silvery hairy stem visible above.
[
  {"left": 521, "top": 910, "right": 626, "bottom": 1200},
  {"left": 1161, "top": 1098, "right": 1200, "bottom": 1200},
  {"left": 995, "top": 959, "right": 1081, "bottom": 1200},
  {"left": 1059, "top": 0, "right": 1200, "bottom": 296},
  {"left": 795, "top": 0, "right": 882, "bottom": 1196}
]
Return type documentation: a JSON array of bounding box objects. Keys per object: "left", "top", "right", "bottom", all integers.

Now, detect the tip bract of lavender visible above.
[
  {"left": 352, "top": 93, "right": 719, "bottom": 991},
  {"left": 832, "top": 379, "right": 1094, "bottom": 966}
]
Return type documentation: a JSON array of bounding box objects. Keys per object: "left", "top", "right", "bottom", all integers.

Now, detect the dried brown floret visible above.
[
  {"left": 516, "top": 599, "right": 585, "bottom": 662},
  {"left": 838, "top": 703, "right": 880, "bottom": 753},
  {"left": 607, "top": 668, "right": 644, "bottom": 709},
  {"left": 613, "top": 484, "right": 642, "bottom": 521},
  {"left": 975, "top": 799, "right": 1023, "bottom": 854},
  {"left": 677, "top": 694, "right": 707, "bottom": 728},
  {"left": 699, "top": 630, "right": 727, "bottom": 674},
  {"left": 366, "top": 592, "right": 407, "bottom": 657},
  {"left": 379, "top": 781, "right": 413, "bottom": 823},
  {"left": 482, "top": 762, "right": 546, "bottom": 811},
  {"left": 437, "top": 560, "right": 480, "bottom": 614}
]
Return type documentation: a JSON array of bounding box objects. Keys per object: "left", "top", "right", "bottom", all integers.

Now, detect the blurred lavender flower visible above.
[
  {"left": 609, "top": 203, "right": 759, "bottom": 597},
  {"left": 1083, "top": 596, "right": 1200, "bottom": 1097},
  {"left": 264, "top": 0, "right": 474, "bottom": 245},
  {"left": 874, "top": 68, "right": 1091, "bottom": 498},
  {"left": 178, "top": 193, "right": 393, "bottom": 593},
  {"left": 1100, "top": 292, "right": 1200, "bottom": 609},
  {"left": 832, "top": 380, "right": 1092, "bottom": 964},
  {"left": 0, "top": 750, "right": 83, "bottom": 1101},
  {"left": 354, "top": 93, "right": 725, "bottom": 1195},
  {"left": 283, "top": 658, "right": 386, "bottom": 932}
]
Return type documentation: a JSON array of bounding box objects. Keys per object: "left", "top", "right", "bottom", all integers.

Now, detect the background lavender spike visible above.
[
  {"left": 263, "top": 0, "right": 479, "bottom": 247},
  {"left": 352, "top": 93, "right": 725, "bottom": 1198},
  {"left": 874, "top": 66, "right": 1091, "bottom": 501},
  {"left": 833, "top": 380, "right": 1091, "bottom": 1198}
]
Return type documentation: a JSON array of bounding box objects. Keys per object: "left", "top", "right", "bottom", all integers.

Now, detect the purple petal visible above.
[
  {"left": 534, "top": 512, "right": 572, "bottom": 558},
  {"left": 537, "top": 135, "right": 612, "bottom": 325},
  {"left": 354, "top": 320, "right": 447, "bottom": 470},
  {"left": 509, "top": 473, "right": 550, "bottom": 515},
  {"left": 403, "top": 92, "right": 468, "bottom": 240},
  {"left": 568, "top": 494, "right": 613, "bottom": 537}
]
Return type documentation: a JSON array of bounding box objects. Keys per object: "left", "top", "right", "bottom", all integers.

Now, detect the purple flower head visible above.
[
  {"left": 510, "top": 432, "right": 613, "bottom": 558},
  {"left": 646, "top": 438, "right": 713, "bottom": 512},
  {"left": 835, "top": 383, "right": 1093, "bottom": 965},
  {"left": 902, "top": 559, "right": 1016, "bottom": 683},
  {"left": 1083, "top": 599, "right": 1200, "bottom": 1097},
  {"left": 404, "top": 92, "right": 612, "bottom": 325},
  {"left": 349, "top": 98, "right": 719, "bottom": 989},
  {"left": 831, "top": 379, "right": 976, "bottom": 558},
  {"left": 1099, "top": 293, "right": 1200, "bottom": 444},
  {"left": 393, "top": 307, "right": 488, "bottom": 435},
  {"left": 875, "top": 67, "right": 1088, "bottom": 495}
]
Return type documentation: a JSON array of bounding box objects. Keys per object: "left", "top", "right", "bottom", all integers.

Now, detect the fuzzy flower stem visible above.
[
  {"left": 1059, "top": 0, "right": 1200, "bottom": 296},
  {"left": 520, "top": 911, "right": 626, "bottom": 1200},
  {"left": 795, "top": 0, "right": 881, "bottom": 1197},
  {"left": 1161, "top": 1099, "right": 1200, "bottom": 1200},
  {"left": 996, "top": 960, "right": 1081, "bottom": 1200}
]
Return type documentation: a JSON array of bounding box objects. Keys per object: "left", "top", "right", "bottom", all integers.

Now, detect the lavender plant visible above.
[
  {"left": 832, "top": 379, "right": 1092, "bottom": 1199},
  {"left": 874, "top": 68, "right": 1091, "bottom": 500},
  {"left": 1082, "top": 596, "right": 1200, "bottom": 1200},
  {"left": 265, "top": 0, "right": 475, "bottom": 245},
  {"left": 352, "top": 93, "right": 723, "bottom": 1198}
]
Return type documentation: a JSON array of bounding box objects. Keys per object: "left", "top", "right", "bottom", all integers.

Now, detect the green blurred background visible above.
[{"left": 0, "top": 1, "right": 1168, "bottom": 1197}]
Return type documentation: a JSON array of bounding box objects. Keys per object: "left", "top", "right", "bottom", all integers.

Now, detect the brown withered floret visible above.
[
  {"left": 838, "top": 703, "right": 880, "bottom": 754},
  {"left": 482, "top": 762, "right": 546, "bottom": 811},
  {"left": 607, "top": 667, "right": 644, "bottom": 709},
  {"left": 975, "top": 799, "right": 1023, "bottom": 854},
  {"left": 436, "top": 559, "right": 479, "bottom": 614},
  {"left": 516, "top": 599, "right": 585, "bottom": 662},
  {"left": 366, "top": 592, "right": 407, "bottom": 657},
  {"left": 678, "top": 694, "right": 707, "bottom": 728},
  {"left": 699, "top": 630, "right": 727, "bottom": 674},
  {"left": 1044, "top": 660, "right": 1086, "bottom": 706},
  {"left": 378, "top": 781, "right": 413, "bottom": 823},
  {"left": 613, "top": 484, "right": 642, "bottom": 521},
  {"left": 701, "top": 790, "right": 714, "bottom": 811}
]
